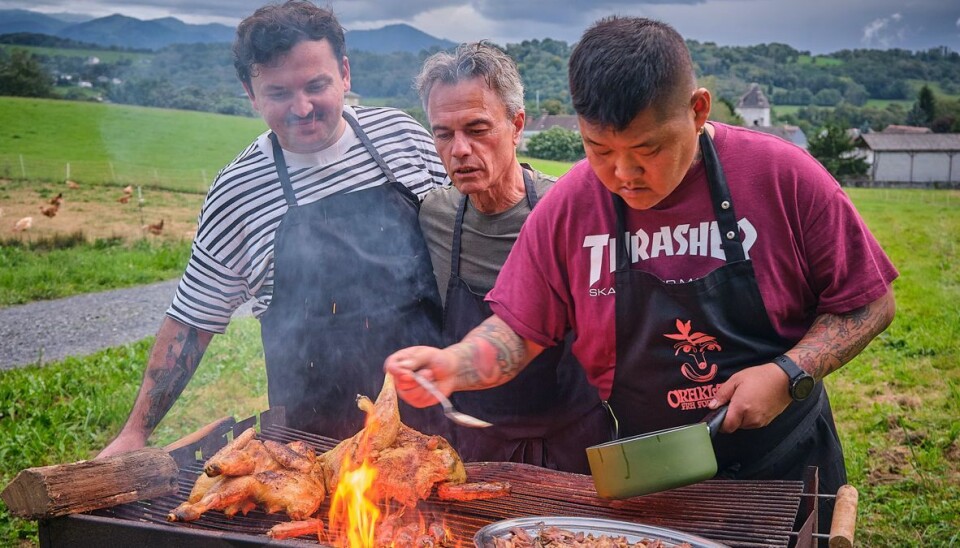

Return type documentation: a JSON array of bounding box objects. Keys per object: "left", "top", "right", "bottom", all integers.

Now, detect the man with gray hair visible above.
[{"left": 414, "top": 42, "right": 610, "bottom": 473}]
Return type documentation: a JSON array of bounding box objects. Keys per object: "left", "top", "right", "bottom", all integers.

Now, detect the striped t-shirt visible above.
[{"left": 167, "top": 105, "right": 448, "bottom": 333}]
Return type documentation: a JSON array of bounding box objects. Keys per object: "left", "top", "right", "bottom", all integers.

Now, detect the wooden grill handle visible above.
[
  {"left": 829, "top": 484, "right": 858, "bottom": 548},
  {"left": 163, "top": 415, "right": 235, "bottom": 452}
]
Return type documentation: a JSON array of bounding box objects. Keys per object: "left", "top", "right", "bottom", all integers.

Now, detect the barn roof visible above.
[
  {"left": 736, "top": 83, "right": 770, "bottom": 109},
  {"left": 525, "top": 114, "right": 580, "bottom": 132},
  {"left": 857, "top": 133, "right": 960, "bottom": 152}
]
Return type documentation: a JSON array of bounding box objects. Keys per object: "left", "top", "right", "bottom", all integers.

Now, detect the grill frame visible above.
[{"left": 39, "top": 410, "right": 817, "bottom": 547}]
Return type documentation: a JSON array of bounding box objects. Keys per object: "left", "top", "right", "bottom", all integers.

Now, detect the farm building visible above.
[
  {"left": 735, "top": 83, "right": 771, "bottom": 127},
  {"left": 856, "top": 133, "right": 960, "bottom": 185},
  {"left": 752, "top": 124, "right": 808, "bottom": 149},
  {"left": 521, "top": 114, "right": 579, "bottom": 151}
]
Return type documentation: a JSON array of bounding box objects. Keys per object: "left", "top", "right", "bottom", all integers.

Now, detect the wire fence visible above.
[{"left": 0, "top": 154, "right": 213, "bottom": 194}]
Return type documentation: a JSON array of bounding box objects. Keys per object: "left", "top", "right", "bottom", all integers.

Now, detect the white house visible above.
[
  {"left": 344, "top": 91, "right": 361, "bottom": 107},
  {"left": 856, "top": 133, "right": 960, "bottom": 185},
  {"left": 735, "top": 83, "right": 771, "bottom": 127},
  {"left": 521, "top": 114, "right": 579, "bottom": 151}
]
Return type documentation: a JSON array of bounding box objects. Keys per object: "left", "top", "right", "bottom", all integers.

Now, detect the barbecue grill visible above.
[{"left": 38, "top": 410, "right": 820, "bottom": 547}]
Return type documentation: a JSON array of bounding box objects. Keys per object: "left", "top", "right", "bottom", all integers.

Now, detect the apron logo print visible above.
[{"left": 664, "top": 319, "right": 721, "bottom": 383}]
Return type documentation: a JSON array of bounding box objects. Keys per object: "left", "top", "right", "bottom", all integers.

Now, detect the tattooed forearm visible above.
[
  {"left": 791, "top": 290, "right": 896, "bottom": 381},
  {"left": 143, "top": 326, "right": 205, "bottom": 429},
  {"left": 450, "top": 316, "right": 530, "bottom": 390}
]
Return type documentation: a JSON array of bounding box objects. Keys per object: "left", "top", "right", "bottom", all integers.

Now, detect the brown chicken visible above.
[
  {"left": 122, "top": 185, "right": 134, "bottom": 195},
  {"left": 144, "top": 219, "right": 164, "bottom": 235},
  {"left": 319, "top": 374, "right": 468, "bottom": 508},
  {"left": 65, "top": 180, "right": 80, "bottom": 189},
  {"left": 117, "top": 195, "right": 130, "bottom": 204},
  {"left": 39, "top": 204, "right": 59, "bottom": 218},
  {"left": 168, "top": 428, "right": 326, "bottom": 522},
  {"left": 49, "top": 193, "right": 64, "bottom": 206}
]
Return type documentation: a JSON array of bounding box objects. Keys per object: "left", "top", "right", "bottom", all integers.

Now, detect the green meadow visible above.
[
  {"left": 0, "top": 97, "right": 266, "bottom": 192},
  {"left": 0, "top": 100, "right": 957, "bottom": 546}
]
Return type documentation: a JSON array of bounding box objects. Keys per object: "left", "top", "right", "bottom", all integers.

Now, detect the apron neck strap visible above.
[
  {"left": 269, "top": 132, "right": 299, "bottom": 208},
  {"left": 614, "top": 128, "right": 745, "bottom": 269},
  {"left": 450, "top": 168, "right": 538, "bottom": 277},
  {"left": 343, "top": 110, "right": 401, "bottom": 186},
  {"left": 700, "top": 129, "right": 745, "bottom": 263},
  {"left": 270, "top": 111, "right": 404, "bottom": 208}
]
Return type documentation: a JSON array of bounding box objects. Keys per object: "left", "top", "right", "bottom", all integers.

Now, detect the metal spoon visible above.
[{"left": 410, "top": 371, "right": 492, "bottom": 429}]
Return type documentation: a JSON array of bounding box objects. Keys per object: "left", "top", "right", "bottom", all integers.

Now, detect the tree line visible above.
[{"left": 2, "top": 32, "right": 960, "bottom": 175}]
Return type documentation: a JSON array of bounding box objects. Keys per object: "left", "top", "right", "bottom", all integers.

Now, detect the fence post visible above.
[
  {"left": 109, "top": 161, "right": 116, "bottom": 181},
  {"left": 19, "top": 154, "right": 26, "bottom": 178},
  {"left": 66, "top": 162, "right": 71, "bottom": 182},
  {"left": 201, "top": 169, "right": 207, "bottom": 185}
]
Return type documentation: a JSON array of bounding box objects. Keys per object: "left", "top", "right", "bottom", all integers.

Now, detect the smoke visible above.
[{"left": 861, "top": 12, "right": 907, "bottom": 49}]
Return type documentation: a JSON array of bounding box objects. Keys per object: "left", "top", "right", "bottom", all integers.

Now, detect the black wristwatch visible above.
[{"left": 772, "top": 354, "right": 816, "bottom": 401}]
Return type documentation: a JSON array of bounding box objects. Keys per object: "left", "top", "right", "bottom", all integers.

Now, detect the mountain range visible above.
[{"left": 0, "top": 9, "right": 456, "bottom": 53}]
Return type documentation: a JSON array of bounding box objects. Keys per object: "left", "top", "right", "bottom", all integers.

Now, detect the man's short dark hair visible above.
[
  {"left": 233, "top": 0, "right": 346, "bottom": 90},
  {"left": 569, "top": 16, "right": 696, "bottom": 131}
]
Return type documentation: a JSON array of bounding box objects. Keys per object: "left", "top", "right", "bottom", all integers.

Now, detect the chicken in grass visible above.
[
  {"left": 144, "top": 219, "right": 164, "bottom": 235},
  {"left": 49, "top": 192, "right": 64, "bottom": 206},
  {"left": 12, "top": 216, "right": 32, "bottom": 232},
  {"left": 39, "top": 204, "right": 59, "bottom": 218}
]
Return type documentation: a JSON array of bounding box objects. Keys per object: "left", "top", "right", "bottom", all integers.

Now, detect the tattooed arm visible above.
[
  {"left": 711, "top": 288, "right": 895, "bottom": 432},
  {"left": 384, "top": 315, "right": 545, "bottom": 408},
  {"left": 98, "top": 317, "right": 214, "bottom": 458}
]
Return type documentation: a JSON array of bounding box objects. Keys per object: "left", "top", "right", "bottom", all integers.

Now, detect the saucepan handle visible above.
[{"left": 702, "top": 404, "right": 728, "bottom": 439}]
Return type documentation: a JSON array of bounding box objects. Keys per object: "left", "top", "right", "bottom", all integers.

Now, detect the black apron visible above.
[
  {"left": 441, "top": 170, "right": 611, "bottom": 474},
  {"left": 608, "top": 130, "right": 845, "bottom": 530},
  {"left": 260, "top": 113, "right": 445, "bottom": 441}
]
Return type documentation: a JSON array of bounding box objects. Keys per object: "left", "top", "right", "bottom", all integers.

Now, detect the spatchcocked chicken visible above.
[{"left": 169, "top": 373, "right": 511, "bottom": 532}]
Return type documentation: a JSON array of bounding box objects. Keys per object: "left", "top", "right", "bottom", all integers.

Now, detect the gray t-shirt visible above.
[{"left": 419, "top": 166, "right": 556, "bottom": 304}]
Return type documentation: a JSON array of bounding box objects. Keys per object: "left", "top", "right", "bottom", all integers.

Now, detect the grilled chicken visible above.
[
  {"left": 169, "top": 428, "right": 325, "bottom": 522},
  {"left": 319, "top": 374, "right": 467, "bottom": 508}
]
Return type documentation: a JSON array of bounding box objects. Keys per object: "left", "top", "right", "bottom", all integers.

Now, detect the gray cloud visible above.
[{"left": 2, "top": 0, "right": 957, "bottom": 53}]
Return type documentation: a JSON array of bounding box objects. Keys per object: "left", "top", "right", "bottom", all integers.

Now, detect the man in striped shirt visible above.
[{"left": 100, "top": 0, "right": 447, "bottom": 456}]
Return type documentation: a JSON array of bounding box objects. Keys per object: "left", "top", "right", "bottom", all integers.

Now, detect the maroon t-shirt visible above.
[{"left": 487, "top": 123, "right": 898, "bottom": 399}]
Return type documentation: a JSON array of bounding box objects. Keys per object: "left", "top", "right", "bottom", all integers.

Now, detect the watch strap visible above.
[{"left": 772, "top": 354, "right": 804, "bottom": 379}]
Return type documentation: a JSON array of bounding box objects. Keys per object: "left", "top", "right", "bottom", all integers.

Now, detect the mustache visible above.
[{"left": 286, "top": 112, "right": 320, "bottom": 125}]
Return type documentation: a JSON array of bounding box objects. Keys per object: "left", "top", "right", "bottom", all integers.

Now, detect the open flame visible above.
[
  {"left": 328, "top": 455, "right": 380, "bottom": 547},
  {"left": 324, "top": 398, "right": 459, "bottom": 547}
]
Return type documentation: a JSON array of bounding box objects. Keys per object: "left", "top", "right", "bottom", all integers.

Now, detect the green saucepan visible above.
[{"left": 586, "top": 405, "right": 728, "bottom": 499}]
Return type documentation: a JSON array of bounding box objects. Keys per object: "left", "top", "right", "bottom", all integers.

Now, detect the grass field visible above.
[
  {"left": 0, "top": 44, "right": 151, "bottom": 64},
  {"left": 0, "top": 184, "right": 957, "bottom": 546},
  {"left": 0, "top": 97, "right": 266, "bottom": 192},
  {"left": 0, "top": 100, "right": 958, "bottom": 545}
]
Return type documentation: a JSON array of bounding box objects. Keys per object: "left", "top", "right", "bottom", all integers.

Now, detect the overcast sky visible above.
[{"left": 4, "top": 0, "right": 959, "bottom": 54}]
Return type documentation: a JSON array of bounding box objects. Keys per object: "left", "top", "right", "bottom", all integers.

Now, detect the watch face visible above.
[{"left": 793, "top": 376, "right": 816, "bottom": 400}]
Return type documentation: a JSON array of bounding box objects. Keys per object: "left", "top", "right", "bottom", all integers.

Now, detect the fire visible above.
[
  {"left": 325, "top": 379, "right": 461, "bottom": 547},
  {"left": 328, "top": 455, "right": 380, "bottom": 547}
]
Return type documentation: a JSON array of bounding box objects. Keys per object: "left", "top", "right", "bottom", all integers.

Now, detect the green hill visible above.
[{"left": 0, "top": 96, "right": 266, "bottom": 192}]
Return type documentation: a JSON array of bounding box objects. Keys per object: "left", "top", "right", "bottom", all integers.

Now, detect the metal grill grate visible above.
[{"left": 41, "top": 412, "right": 814, "bottom": 547}]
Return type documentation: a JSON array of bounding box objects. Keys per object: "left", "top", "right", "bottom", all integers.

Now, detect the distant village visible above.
[{"left": 522, "top": 83, "right": 960, "bottom": 187}]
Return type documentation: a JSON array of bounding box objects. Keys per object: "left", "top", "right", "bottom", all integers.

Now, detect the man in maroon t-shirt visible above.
[{"left": 387, "top": 16, "right": 896, "bottom": 531}]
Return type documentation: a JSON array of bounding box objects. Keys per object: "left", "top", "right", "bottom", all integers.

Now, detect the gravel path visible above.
[{"left": 0, "top": 280, "right": 252, "bottom": 370}]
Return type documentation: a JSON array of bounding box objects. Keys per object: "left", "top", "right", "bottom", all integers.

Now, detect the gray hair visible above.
[{"left": 415, "top": 42, "right": 524, "bottom": 119}]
